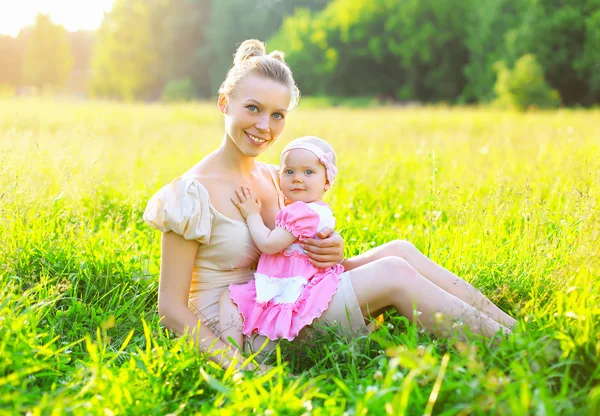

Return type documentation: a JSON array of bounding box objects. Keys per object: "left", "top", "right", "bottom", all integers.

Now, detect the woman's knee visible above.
[
  {"left": 375, "top": 257, "right": 421, "bottom": 298},
  {"left": 390, "top": 239, "right": 417, "bottom": 259}
]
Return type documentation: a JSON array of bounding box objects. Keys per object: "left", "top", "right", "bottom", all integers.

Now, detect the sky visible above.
[{"left": 0, "top": 0, "right": 115, "bottom": 37}]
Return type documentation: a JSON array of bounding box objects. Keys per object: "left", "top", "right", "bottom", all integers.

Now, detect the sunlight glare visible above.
[{"left": 0, "top": 0, "right": 115, "bottom": 36}]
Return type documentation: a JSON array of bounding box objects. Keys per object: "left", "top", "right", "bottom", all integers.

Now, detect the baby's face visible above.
[{"left": 280, "top": 149, "right": 329, "bottom": 204}]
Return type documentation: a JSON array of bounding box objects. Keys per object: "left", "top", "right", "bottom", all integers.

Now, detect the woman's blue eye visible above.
[
  {"left": 273, "top": 113, "right": 284, "bottom": 120},
  {"left": 247, "top": 105, "right": 258, "bottom": 112}
]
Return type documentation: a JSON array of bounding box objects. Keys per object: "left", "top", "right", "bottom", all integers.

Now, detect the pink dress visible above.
[{"left": 228, "top": 201, "right": 343, "bottom": 341}]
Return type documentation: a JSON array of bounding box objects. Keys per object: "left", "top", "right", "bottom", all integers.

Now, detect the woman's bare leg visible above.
[
  {"left": 347, "top": 257, "right": 511, "bottom": 339},
  {"left": 218, "top": 291, "right": 277, "bottom": 372},
  {"left": 218, "top": 290, "right": 245, "bottom": 349},
  {"left": 343, "top": 240, "right": 517, "bottom": 328}
]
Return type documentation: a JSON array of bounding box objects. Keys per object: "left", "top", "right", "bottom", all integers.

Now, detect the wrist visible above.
[{"left": 339, "top": 257, "right": 352, "bottom": 270}]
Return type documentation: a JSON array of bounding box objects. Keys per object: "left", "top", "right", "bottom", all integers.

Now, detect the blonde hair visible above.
[{"left": 219, "top": 39, "right": 300, "bottom": 110}]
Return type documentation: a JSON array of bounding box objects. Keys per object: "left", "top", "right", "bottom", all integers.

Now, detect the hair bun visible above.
[
  {"left": 234, "top": 39, "right": 266, "bottom": 65},
  {"left": 269, "top": 50, "right": 285, "bottom": 63}
]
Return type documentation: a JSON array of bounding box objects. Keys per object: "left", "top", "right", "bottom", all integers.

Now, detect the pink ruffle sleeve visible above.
[{"left": 275, "top": 201, "right": 320, "bottom": 241}]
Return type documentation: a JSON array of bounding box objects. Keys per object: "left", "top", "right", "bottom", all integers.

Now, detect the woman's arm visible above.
[
  {"left": 159, "top": 231, "right": 249, "bottom": 370},
  {"left": 302, "top": 228, "right": 345, "bottom": 268}
]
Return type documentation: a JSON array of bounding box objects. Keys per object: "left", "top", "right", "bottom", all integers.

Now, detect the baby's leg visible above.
[{"left": 218, "top": 290, "right": 245, "bottom": 349}]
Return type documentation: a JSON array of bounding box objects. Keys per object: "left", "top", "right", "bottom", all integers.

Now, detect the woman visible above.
[{"left": 144, "top": 39, "right": 516, "bottom": 371}]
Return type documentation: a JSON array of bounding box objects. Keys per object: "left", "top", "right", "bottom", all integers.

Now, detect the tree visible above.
[
  {"left": 268, "top": 8, "right": 336, "bottom": 95},
  {"left": 494, "top": 54, "right": 560, "bottom": 110},
  {"left": 462, "top": 0, "right": 521, "bottom": 103},
  {"left": 502, "top": 0, "right": 600, "bottom": 105},
  {"left": 320, "top": 0, "right": 402, "bottom": 97},
  {"left": 576, "top": 5, "right": 600, "bottom": 104},
  {"left": 22, "top": 14, "right": 73, "bottom": 92},
  {"left": 90, "top": 0, "right": 168, "bottom": 100},
  {"left": 384, "top": 0, "right": 472, "bottom": 101},
  {"left": 270, "top": 0, "right": 472, "bottom": 102},
  {"left": 160, "top": 0, "right": 212, "bottom": 98},
  {"left": 66, "top": 31, "right": 95, "bottom": 95},
  {"left": 207, "top": 0, "right": 331, "bottom": 95},
  {"left": 69, "top": 31, "right": 95, "bottom": 73},
  {"left": 269, "top": 0, "right": 403, "bottom": 97},
  {"left": 0, "top": 35, "right": 22, "bottom": 86}
]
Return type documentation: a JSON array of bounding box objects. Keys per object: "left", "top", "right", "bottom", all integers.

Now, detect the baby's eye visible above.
[
  {"left": 246, "top": 105, "right": 259, "bottom": 112},
  {"left": 273, "top": 112, "right": 284, "bottom": 120},
  {"left": 284, "top": 169, "right": 293, "bottom": 175},
  {"left": 305, "top": 170, "right": 314, "bottom": 175}
]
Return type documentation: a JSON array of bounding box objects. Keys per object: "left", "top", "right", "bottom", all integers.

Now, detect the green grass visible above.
[{"left": 1, "top": 98, "right": 599, "bottom": 415}]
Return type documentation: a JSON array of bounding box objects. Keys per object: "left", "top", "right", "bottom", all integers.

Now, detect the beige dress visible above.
[{"left": 143, "top": 162, "right": 369, "bottom": 354}]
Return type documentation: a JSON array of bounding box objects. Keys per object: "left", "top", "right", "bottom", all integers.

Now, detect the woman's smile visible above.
[{"left": 245, "top": 131, "right": 268, "bottom": 145}]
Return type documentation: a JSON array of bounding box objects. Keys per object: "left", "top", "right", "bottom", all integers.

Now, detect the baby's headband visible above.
[{"left": 280, "top": 136, "right": 338, "bottom": 185}]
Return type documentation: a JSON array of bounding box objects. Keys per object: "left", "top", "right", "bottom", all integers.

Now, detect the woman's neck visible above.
[{"left": 215, "top": 134, "right": 258, "bottom": 176}]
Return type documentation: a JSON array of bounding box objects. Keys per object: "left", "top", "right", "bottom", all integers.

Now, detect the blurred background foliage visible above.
[{"left": 1, "top": 0, "right": 599, "bottom": 108}]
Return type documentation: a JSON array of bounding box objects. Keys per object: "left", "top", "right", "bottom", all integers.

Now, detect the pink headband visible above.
[{"left": 280, "top": 137, "right": 338, "bottom": 185}]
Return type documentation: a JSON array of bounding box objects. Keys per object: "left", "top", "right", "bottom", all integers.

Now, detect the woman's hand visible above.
[
  {"left": 231, "top": 186, "right": 262, "bottom": 219},
  {"left": 302, "top": 227, "right": 345, "bottom": 268}
]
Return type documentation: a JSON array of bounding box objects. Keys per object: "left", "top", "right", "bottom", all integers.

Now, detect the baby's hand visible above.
[{"left": 231, "top": 186, "right": 262, "bottom": 219}]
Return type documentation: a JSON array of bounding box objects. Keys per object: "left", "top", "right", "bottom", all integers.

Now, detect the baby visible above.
[{"left": 219, "top": 136, "right": 342, "bottom": 346}]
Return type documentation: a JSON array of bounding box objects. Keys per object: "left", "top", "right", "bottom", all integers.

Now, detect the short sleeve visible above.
[
  {"left": 143, "top": 178, "right": 214, "bottom": 243},
  {"left": 275, "top": 201, "right": 320, "bottom": 241}
]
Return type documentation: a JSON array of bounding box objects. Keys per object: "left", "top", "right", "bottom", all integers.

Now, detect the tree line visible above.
[
  {"left": 1, "top": 0, "right": 598, "bottom": 106},
  {"left": 0, "top": 14, "right": 89, "bottom": 94},
  {"left": 270, "top": 0, "right": 599, "bottom": 106}
]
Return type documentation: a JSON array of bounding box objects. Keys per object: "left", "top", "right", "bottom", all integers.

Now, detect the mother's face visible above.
[{"left": 219, "top": 74, "right": 292, "bottom": 158}]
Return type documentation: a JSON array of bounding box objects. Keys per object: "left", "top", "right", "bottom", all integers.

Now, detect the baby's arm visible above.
[
  {"left": 232, "top": 186, "right": 296, "bottom": 255},
  {"left": 246, "top": 214, "right": 297, "bottom": 254}
]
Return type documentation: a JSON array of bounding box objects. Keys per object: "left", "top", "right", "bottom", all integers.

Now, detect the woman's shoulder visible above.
[
  {"left": 182, "top": 157, "right": 233, "bottom": 199},
  {"left": 143, "top": 176, "right": 214, "bottom": 242},
  {"left": 257, "top": 161, "right": 284, "bottom": 204},
  {"left": 258, "top": 161, "right": 280, "bottom": 174},
  {"left": 253, "top": 161, "right": 279, "bottom": 183},
  {"left": 155, "top": 175, "right": 212, "bottom": 202},
  {"left": 179, "top": 172, "right": 219, "bottom": 198},
  {"left": 183, "top": 156, "right": 218, "bottom": 185}
]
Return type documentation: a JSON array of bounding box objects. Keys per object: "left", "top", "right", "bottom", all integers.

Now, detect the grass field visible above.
[{"left": 1, "top": 98, "right": 599, "bottom": 415}]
